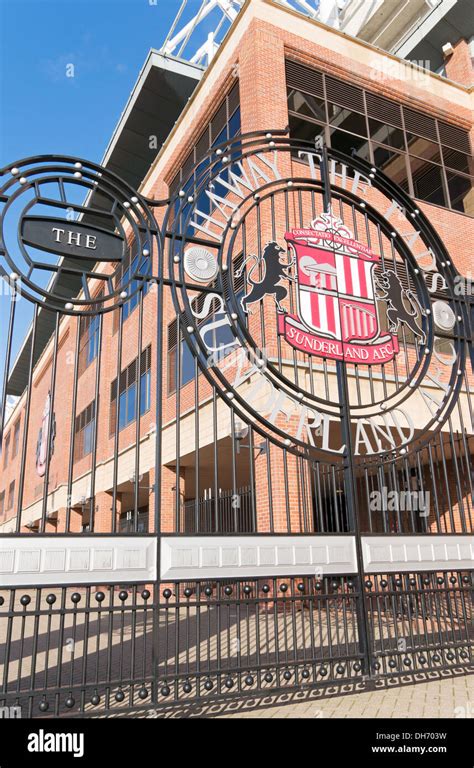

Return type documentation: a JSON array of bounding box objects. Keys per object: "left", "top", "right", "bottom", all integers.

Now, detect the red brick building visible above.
[{"left": 1, "top": 0, "right": 472, "bottom": 540}]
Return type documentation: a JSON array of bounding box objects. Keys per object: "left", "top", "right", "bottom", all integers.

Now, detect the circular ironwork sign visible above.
[
  {"left": 0, "top": 155, "right": 156, "bottom": 314},
  {"left": 166, "top": 133, "right": 467, "bottom": 460}
]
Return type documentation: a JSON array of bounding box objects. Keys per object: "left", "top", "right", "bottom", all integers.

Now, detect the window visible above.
[
  {"left": 121, "top": 248, "right": 151, "bottom": 322},
  {"left": 285, "top": 60, "right": 473, "bottom": 216},
  {"left": 406, "top": 134, "right": 441, "bottom": 163},
  {"left": 369, "top": 119, "right": 405, "bottom": 150},
  {"left": 167, "top": 260, "right": 244, "bottom": 394},
  {"left": 328, "top": 104, "right": 367, "bottom": 137},
  {"left": 410, "top": 158, "right": 447, "bottom": 208},
  {"left": 12, "top": 419, "right": 20, "bottom": 459},
  {"left": 169, "top": 82, "right": 241, "bottom": 235},
  {"left": 288, "top": 88, "right": 326, "bottom": 122},
  {"left": 168, "top": 322, "right": 197, "bottom": 394},
  {"left": 442, "top": 147, "right": 472, "bottom": 175},
  {"left": 113, "top": 239, "right": 151, "bottom": 331},
  {"left": 79, "top": 313, "right": 100, "bottom": 374},
  {"left": 7, "top": 481, "right": 15, "bottom": 511},
  {"left": 3, "top": 434, "right": 10, "bottom": 468},
  {"left": 0, "top": 491, "right": 4, "bottom": 520},
  {"left": 74, "top": 401, "right": 96, "bottom": 461},
  {"left": 372, "top": 143, "right": 410, "bottom": 191},
  {"left": 288, "top": 112, "right": 325, "bottom": 149},
  {"left": 328, "top": 128, "right": 370, "bottom": 162},
  {"left": 446, "top": 172, "right": 473, "bottom": 215},
  {"left": 110, "top": 346, "right": 152, "bottom": 434}
]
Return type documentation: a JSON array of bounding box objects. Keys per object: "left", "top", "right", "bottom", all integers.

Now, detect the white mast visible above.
[{"left": 159, "top": 0, "right": 346, "bottom": 67}]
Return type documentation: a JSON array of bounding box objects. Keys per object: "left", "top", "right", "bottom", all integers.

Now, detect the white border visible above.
[
  {"left": 0, "top": 537, "right": 157, "bottom": 586},
  {"left": 160, "top": 535, "right": 358, "bottom": 579},
  {"left": 362, "top": 535, "right": 474, "bottom": 573}
]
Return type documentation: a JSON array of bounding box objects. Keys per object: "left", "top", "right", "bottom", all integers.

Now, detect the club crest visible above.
[{"left": 239, "top": 210, "right": 426, "bottom": 365}]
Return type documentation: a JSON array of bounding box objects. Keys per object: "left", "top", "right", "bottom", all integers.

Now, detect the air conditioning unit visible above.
[{"left": 442, "top": 42, "right": 454, "bottom": 58}]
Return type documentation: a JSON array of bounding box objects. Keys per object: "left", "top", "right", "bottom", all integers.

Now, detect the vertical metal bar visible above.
[
  {"left": 15, "top": 304, "right": 38, "bottom": 532},
  {"left": 152, "top": 249, "right": 165, "bottom": 703},
  {"left": 88, "top": 313, "right": 103, "bottom": 531},
  {"left": 194, "top": 354, "right": 200, "bottom": 532},
  {"left": 65, "top": 314, "right": 82, "bottom": 533},
  {"left": 40, "top": 311, "right": 60, "bottom": 532},
  {"left": 0, "top": 283, "right": 16, "bottom": 444},
  {"left": 133, "top": 291, "right": 145, "bottom": 527},
  {"left": 321, "top": 145, "right": 373, "bottom": 678},
  {"left": 111, "top": 305, "right": 124, "bottom": 533},
  {"left": 212, "top": 387, "right": 219, "bottom": 531}
]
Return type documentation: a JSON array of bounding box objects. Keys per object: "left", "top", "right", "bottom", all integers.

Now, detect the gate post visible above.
[
  {"left": 320, "top": 145, "right": 373, "bottom": 679},
  {"left": 336, "top": 363, "right": 374, "bottom": 680}
]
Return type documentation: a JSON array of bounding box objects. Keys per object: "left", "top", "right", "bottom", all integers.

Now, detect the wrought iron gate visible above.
[{"left": 0, "top": 133, "right": 472, "bottom": 717}]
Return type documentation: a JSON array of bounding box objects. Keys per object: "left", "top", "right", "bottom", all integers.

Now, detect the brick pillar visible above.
[
  {"left": 444, "top": 38, "right": 474, "bottom": 87},
  {"left": 94, "top": 491, "right": 114, "bottom": 533},
  {"left": 56, "top": 506, "right": 85, "bottom": 532},
  {"left": 44, "top": 517, "right": 58, "bottom": 532},
  {"left": 160, "top": 464, "right": 185, "bottom": 533},
  {"left": 237, "top": 20, "right": 288, "bottom": 135},
  {"left": 67, "top": 506, "right": 84, "bottom": 532},
  {"left": 254, "top": 439, "right": 313, "bottom": 533},
  {"left": 20, "top": 524, "right": 36, "bottom": 534}
]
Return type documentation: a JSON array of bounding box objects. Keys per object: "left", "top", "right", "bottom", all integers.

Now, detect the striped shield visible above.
[{"left": 292, "top": 240, "right": 380, "bottom": 344}]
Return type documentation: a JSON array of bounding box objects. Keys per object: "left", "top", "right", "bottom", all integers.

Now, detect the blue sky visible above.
[
  {"left": 0, "top": 0, "right": 208, "bottom": 163},
  {"left": 0, "top": 0, "right": 218, "bottom": 385}
]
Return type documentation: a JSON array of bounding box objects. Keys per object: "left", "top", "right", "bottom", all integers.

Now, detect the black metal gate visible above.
[{"left": 0, "top": 134, "right": 472, "bottom": 717}]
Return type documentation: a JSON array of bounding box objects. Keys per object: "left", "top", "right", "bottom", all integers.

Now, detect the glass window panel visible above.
[
  {"left": 369, "top": 119, "right": 405, "bottom": 150},
  {"left": 328, "top": 104, "right": 367, "bottom": 136},
  {"left": 140, "top": 371, "right": 151, "bottom": 415},
  {"left": 442, "top": 147, "right": 472, "bottom": 175},
  {"left": 195, "top": 156, "right": 211, "bottom": 190},
  {"left": 119, "top": 391, "right": 127, "bottom": 430},
  {"left": 410, "top": 157, "right": 447, "bottom": 207},
  {"left": 289, "top": 114, "right": 325, "bottom": 150},
  {"left": 329, "top": 128, "right": 370, "bottom": 161},
  {"left": 446, "top": 172, "right": 474, "bottom": 215},
  {"left": 126, "top": 383, "right": 136, "bottom": 424},
  {"left": 288, "top": 89, "right": 326, "bottom": 122},
  {"left": 212, "top": 125, "right": 227, "bottom": 149},
  {"left": 208, "top": 142, "right": 229, "bottom": 202},
  {"left": 139, "top": 257, "right": 150, "bottom": 297},
  {"left": 228, "top": 106, "right": 241, "bottom": 139},
  {"left": 181, "top": 341, "right": 195, "bottom": 387},
  {"left": 86, "top": 316, "right": 100, "bottom": 364},
  {"left": 215, "top": 321, "right": 235, "bottom": 350},
  {"left": 372, "top": 143, "right": 409, "bottom": 191},
  {"left": 83, "top": 421, "right": 93, "bottom": 456},
  {"left": 129, "top": 291, "right": 138, "bottom": 315},
  {"left": 195, "top": 188, "right": 211, "bottom": 217},
  {"left": 168, "top": 348, "right": 176, "bottom": 393},
  {"left": 406, "top": 133, "right": 441, "bottom": 163}
]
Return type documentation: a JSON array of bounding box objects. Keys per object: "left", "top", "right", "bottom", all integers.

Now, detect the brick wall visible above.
[{"left": 444, "top": 38, "right": 474, "bottom": 88}]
